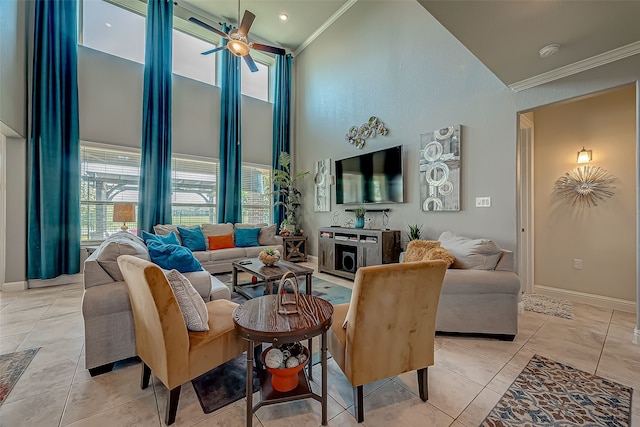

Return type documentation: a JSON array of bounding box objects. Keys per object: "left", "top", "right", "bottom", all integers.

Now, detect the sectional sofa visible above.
[{"left": 82, "top": 223, "right": 283, "bottom": 374}]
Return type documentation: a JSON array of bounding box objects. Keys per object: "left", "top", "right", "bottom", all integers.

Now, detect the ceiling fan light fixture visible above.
[{"left": 228, "top": 39, "right": 250, "bottom": 56}]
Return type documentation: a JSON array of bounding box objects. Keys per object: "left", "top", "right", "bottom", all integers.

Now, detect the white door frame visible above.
[
  {"left": 0, "top": 132, "right": 6, "bottom": 289},
  {"left": 517, "top": 114, "right": 534, "bottom": 295}
]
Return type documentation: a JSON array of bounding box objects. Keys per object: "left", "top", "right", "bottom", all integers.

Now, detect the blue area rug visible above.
[
  {"left": 483, "top": 354, "right": 633, "bottom": 426},
  {"left": 0, "top": 348, "right": 40, "bottom": 406}
]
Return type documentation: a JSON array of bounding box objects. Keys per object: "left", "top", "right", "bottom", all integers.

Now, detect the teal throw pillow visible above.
[
  {"left": 235, "top": 227, "right": 260, "bottom": 247},
  {"left": 177, "top": 226, "right": 206, "bottom": 252},
  {"left": 141, "top": 230, "right": 180, "bottom": 246},
  {"left": 146, "top": 240, "right": 203, "bottom": 273}
]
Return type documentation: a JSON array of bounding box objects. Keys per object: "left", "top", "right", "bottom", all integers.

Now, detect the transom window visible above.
[
  {"left": 80, "top": 0, "right": 272, "bottom": 100},
  {"left": 80, "top": 143, "right": 271, "bottom": 241}
]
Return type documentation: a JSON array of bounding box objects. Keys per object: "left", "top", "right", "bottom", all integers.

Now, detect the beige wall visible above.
[{"left": 533, "top": 86, "right": 636, "bottom": 301}]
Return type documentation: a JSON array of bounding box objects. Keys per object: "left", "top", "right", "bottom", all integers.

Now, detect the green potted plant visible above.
[
  {"left": 353, "top": 206, "right": 367, "bottom": 229},
  {"left": 406, "top": 224, "right": 423, "bottom": 241},
  {"left": 272, "top": 152, "right": 309, "bottom": 233}
]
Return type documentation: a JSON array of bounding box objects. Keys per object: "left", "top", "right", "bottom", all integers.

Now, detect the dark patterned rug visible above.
[
  {"left": 483, "top": 354, "right": 633, "bottom": 426},
  {"left": 0, "top": 348, "right": 40, "bottom": 406},
  {"left": 191, "top": 352, "right": 259, "bottom": 414}
]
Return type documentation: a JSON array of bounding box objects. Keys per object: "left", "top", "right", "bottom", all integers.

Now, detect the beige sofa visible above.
[
  {"left": 153, "top": 222, "right": 284, "bottom": 274},
  {"left": 82, "top": 223, "right": 283, "bottom": 375},
  {"left": 401, "top": 232, "right": 521, "bottom": 340}
]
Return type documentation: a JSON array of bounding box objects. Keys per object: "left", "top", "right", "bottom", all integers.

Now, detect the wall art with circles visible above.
[
  {"left": 419, "top": 125, "right": 461, "bottom": 211},
  {"left": 314, "top": 158, "right": 332, "bottom": 212}
]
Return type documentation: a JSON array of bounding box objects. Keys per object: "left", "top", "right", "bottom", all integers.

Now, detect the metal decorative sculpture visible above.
[
  {"left": 314, "top": 159, "right": 331, "bottom": 212},
  {"left": 345, "top": 116, "right": 389, "bottom": 149},
  {"left": 554, "top": 165, "right": 616, "bottom": 207},
  {"left": 276, "top": 271, "right": 300, "bottom": 315}
]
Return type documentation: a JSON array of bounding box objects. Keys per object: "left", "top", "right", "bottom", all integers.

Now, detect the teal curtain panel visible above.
[
  {"left": 272, "top": 54, "right": 293, "bottom": 229},
  {"left": 217, "top": 23, "right": 242, "bottom": 224},
  {"left": 27, "top": 0, "right": 81, "bottom": 279},
  {"left": 138, "top": 0, "right": 173, "bottom": 234}
]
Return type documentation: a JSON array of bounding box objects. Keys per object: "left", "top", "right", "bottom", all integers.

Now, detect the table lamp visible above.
[{"left": 113, "top": 202, "right": 136, "bottom": 231}]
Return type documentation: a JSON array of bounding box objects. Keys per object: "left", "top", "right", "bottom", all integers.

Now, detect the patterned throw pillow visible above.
[
  {"left": 235, "top": 227, "right": 261, "bottom": 247},
  {"left": 146, "top": 240, "right": 203, "bottom": 273},
  {"left": 177, "top": 226, "right": 207, "bottom": 252},
  {"left": 424, "top": 247, "right": 455, "bottom": 268},
  {"left": 403, "top": 240, "right": 441, "bottom": 263},
  {"left": 164, "top": 269, "right": 209, "bottom": 331}
]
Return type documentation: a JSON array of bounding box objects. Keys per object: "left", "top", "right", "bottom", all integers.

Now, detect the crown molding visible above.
[
  {"left": 294, "top": 0, "right": 358, "bottom": 57},
  {"left": 509, "top": 40, "right": 640, "bottom": 92}
]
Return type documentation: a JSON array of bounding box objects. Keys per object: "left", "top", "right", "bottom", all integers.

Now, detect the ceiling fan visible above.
[{"left": 188, "top": 3, "right": 286, "bottom": 73}]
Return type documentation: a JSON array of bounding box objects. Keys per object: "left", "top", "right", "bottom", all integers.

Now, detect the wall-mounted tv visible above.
[{"left": 335, "top": 145, "right": 404, "bottom": 204}]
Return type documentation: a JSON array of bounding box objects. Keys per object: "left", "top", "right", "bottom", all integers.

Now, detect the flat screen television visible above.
[{"left": 335, "top": 145, "right": 404, "bottom": 204}]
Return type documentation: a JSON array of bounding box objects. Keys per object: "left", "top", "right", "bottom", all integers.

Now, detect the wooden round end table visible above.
[{"left": 233, "top": 294, "right": 333, "bottom": 427}]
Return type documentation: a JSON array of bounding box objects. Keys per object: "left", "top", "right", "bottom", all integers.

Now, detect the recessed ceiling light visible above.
[
  {"left": 105, "top": 22, "right": 112, "bottom": 28},
  {"left": 279, "top": 13, "right": 288, "bottom": 21},
  {"left": 539, "top": 43, "right": 560, "bottom": 58}
]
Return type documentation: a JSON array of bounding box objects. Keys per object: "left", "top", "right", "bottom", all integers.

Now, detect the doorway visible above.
[{"left": 517, "top": 84, "right": 637, "bottom": 313}]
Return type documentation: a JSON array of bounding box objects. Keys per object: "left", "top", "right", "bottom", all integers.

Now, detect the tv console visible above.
[{"left": 318, "top": 227, "right": 401, "bottom": 280}]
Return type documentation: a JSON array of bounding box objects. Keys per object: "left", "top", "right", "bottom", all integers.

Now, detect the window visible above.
[
  {"left": 241, "top": 59, "right": 269, "bottom": 101},
  {"left": 81, "top": 0, "right": 217, "bottom": 85},
  {"left": 80, "top": 143, "right": 271, "bottom": 241}
]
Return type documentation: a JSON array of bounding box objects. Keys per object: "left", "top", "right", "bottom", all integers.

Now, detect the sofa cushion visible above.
[
  {"left": 258, "top": 224, "right": 278, "bottom": 246},
  {"left": 96, "top": 232, "right": 150, "bottom": 282},
  {"left": 208, "top": 234, "right": 234, "bottom": 250},
  {"left": 235, "top": 228, "right": 260, "bottom": 247},
  {"left": 146, "top": 240, "right": 203, "bottom": 273},
  {"left": 209, "top": 247, "right": 247, "bottom": 262},
  {"left": 438, "top": 231, "right": 502, "bottom": 270},
  {"left": 191, "top": 250, "right": 212, "bottom": 263},
  {"left": 154, "top": 224, "right": 183, "bottom": 245},
  {"left": 178, "top": 226, "right": 207, "bottom": 251},
  {"left": 164, "top": 269, "right": 209, "bottom": 331},
  {"left": 201, "top": 223, "right": 234, "bottom": 250},
  {"left": 141, "top": 230, "right": 180, "bottom": 246},
  {"left": 403, "top": 240, "right": 441, "bottom": 263}
]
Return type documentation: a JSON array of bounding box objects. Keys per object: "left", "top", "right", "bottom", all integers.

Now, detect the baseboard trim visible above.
[
  {"left": 535, "top": 285, "right": 636, "bottom": 313},
  {"left": 634, "top": 328, "right": 639, "bottom": 345},
  {"left": 308, "top": 255, "right": 318, "bottom": 264},
  {"left": 28, "top": 273, "right": 83, "bottom": 288},
  {"left": 1, "top": 281, "right": 27, "bottom": 291}
]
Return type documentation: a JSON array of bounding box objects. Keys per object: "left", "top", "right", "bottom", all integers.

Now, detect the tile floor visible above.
[{"left": 1, "top": 264, "right": 639, "bottom": 427}]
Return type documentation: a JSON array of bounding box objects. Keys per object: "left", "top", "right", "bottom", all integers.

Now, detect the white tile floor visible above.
[{"left": 1, "top": 264, "right": 639, "bottom": 427}]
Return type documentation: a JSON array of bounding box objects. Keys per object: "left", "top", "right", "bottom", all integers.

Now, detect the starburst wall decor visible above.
[{"left": 554, "top": 165, "right": 616, "bottom": 207}]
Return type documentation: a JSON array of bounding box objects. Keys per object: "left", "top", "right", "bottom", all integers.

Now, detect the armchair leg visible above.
[
  {"left": 165, "top": 386, "right": 181, "bottom": 425},
  {"left": 417, "top": 367, "right": 428, "bottom": 401},
  {"left": 140, "top": 362, "right": 151, "bottom": 389},
  {"left": 353, "top": 385, "right": 364, "bottom": 423}
]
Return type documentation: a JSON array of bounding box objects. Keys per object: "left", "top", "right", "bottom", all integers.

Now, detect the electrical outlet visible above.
[
  {"left": 573, "top": 259, "right": 583, "bottom": 270},
  {"left": 475, "top": 197, "right": 491, "bottom": 207}
]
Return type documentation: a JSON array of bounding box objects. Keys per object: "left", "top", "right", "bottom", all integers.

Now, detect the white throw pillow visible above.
[
  {"left": 438, "top": 231, "right": 502, "bottom": 270},
  {"left": 164, "top": 269, "right": 209, "bottom": 331},
  {"left": 258, "top": 224, "right": 278, "bottom": 246}
]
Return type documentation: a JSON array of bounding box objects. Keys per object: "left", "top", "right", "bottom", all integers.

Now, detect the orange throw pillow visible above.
[{"left": 208, "top": 234, "right": 234, "bottom": 250}]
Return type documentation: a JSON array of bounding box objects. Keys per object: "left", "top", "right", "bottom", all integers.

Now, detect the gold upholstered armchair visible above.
[
  {"left": 328, "top": 261, "right": 447, "bottom": 422},
  {"left": 117, "top": 255, "right": 247, "bottom": 425}
]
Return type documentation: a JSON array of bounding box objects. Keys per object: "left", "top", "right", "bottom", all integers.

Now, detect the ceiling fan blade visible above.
[
  {"left": 251, "top": 42, "right": 286, "bottom": 56},
  {"left": 201, "top": 45, "right": 228, "bottom": 55},
  {"left": 188, "top": 17, "right": 229, "bottom": 40},
  {"left": 243, "top": 54, "right": 259, "bottom": 73},
  {"left": 238, "top": 10, "right": 255, "bottom": 36}
]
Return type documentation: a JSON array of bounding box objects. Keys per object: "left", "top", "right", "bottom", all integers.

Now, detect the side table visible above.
[
  {"left": 233, "top": 295, "right": 334, "bottom": 426},
  {"left": 282, "top": 235, "right": 308, "bottom": 262}
]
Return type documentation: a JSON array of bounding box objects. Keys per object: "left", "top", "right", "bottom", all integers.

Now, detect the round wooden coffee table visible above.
[{"left": 233, "top": 294, "right": 333, "bottom": 427}]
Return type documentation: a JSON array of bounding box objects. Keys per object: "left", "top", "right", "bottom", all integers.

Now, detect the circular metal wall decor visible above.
[
  {"left": 344, "top": 116, "right": 389, "bottom": 148},
  {"left": 554, "top": 165, "right": 616, "bottom": 207}
]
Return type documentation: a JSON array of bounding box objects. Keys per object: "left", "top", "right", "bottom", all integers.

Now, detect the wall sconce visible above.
[
  {"left": 577, "top": 146, "right": 592, "bottom": 164},
  {"left": 113, "top": 202, "right": 136, "bottom": 231}
]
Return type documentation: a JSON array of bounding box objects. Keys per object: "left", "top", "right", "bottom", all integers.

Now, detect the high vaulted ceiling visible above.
[
  {"left": 411, "top": 1, "right": 640, "bottom": 91},
  {"left": 177, "top": 0, "right": 351, "bottom": 55},
  {"left": 177, "top": 1, "right": 640, "bottom": 90}
]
